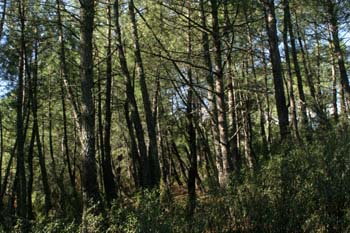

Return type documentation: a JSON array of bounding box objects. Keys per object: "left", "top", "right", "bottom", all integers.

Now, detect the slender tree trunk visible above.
[
  {"left": 27, "top": 127, "right": 35, "bottom": 220},
  {"left": 16, "top": 0, "right": 27, "bottom": 220},
  {"left": 56, "top": 0, "right": 77, "bottom": 196},
  {"left": 199, "top": 0, "right": 220, "bottom": 184},
  {"left": 25, "top": 35, "right": 52, "bottom": 216},
  {"left": 185, "top": 6, "right": 197, "bottom": 216},
  {"left": 210, "top": 0, "right": 231, "bottom": 186},
  {"left": 114, "top": 0, "right": 150, "bottom": 188},
  {"left": 327, "top": 0, "right": 350, "bottom": 106},
  {"left": 129, "top": 0, "right": 160, "bottom": 188},
  {"left": 284, "top": 0, "right": 308, "bottom": 127},
  {"left": 103, "top": 0, "right": 117, "bottom": 205},
  {"left": 225, "top": 1, "right": 240, "bottom": 172},
  {"left": 79, "top": 0, "right": 100, "bottom": 212},
  {"left": 294, "top": 18, "right": 328, "bottom": 124},
  {"left": 262, "top": 0, "right": 290, "bottom": 140},
  {"left": 261, "top": 44, "right": 272, "bottom": 146},
  {"left": 0, "top": 142, "right": 15, "bottom": 210},
  {"left": 48, "top": 79, "right": 67, "bottom": 215},
  {"left": 282, "top": 3, "right": 300, "bottom": 141},
  {"left": 56, "top": 0, "right": 81, "bottom": 133},
  {"left": 328, "top": 28, "right": 339, "bottom": 121},
  {"left": 124, "top": 102, "right": 141, "bottom": 187},
  {"left": 96, "top": 60, "right": 105, "bottom": 197},
  {"left": 240, "top": 62, "right": 255, "bottom": 168},
  {"left": 314, "top": 25, "right": 323, "bottom": 103}
]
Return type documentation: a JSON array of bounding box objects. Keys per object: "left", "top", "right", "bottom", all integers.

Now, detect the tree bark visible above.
[
  {"left": 185, "top": 6, "right": 197, "bottom": 216},
  {"left": 262, "top": 0, "right": 290, "bottom": 140},
  {"left": 16, "top": 0, "right": 27, "bottom": 220},
  {"left": 79, "top": 0, "right": 100, "bottom": 210},
  {"left": 210, "top": 0, "right": 231, "bottom": 186},
  {"left": 103, "top": 0, "right": 117, "bottom": 205},
  {"left": 282, "top": 2, "right": 300, "bottom": 141}
]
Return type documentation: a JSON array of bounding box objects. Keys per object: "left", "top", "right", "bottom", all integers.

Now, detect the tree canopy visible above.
[{"left": 0, "top": 0, "right": 349, "bottom": 232}]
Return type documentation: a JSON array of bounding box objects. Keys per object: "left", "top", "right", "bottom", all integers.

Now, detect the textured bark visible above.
[
  {"left": 103, "top": 0, "right": 117, "bottom": 205},
  {"left": 226, "top": 1, "right": 240, "bottom": 172},
  {"left": 79, "top": 0, "right": 100, "bottom": 208},
  {"left": 240, "top": 62, "right": 255, "bottom": 169},
  {"left": 185, "top": 8, "right": 197, "bottom": 216},
  {"left": 16, "top": 0, "right": 27, "bottom": 220},
  {"left": 210, "top": 0, "right": 231, "bottom": 186},
  {"left": 262, "top": 0, "right": 290, "bottom": 140}
]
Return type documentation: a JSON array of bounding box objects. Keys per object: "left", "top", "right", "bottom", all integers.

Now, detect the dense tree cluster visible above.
[{"left": 0, "top": 0, "right": 349, "bottom": 232}]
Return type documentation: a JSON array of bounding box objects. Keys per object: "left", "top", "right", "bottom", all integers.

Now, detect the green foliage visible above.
[{"left": 107, "top": 190, "right": 172, "bottom": 233}]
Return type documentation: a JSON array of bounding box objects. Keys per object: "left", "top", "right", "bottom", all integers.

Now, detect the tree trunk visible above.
[
  {"left": 262, "top": 0, "right": 290, "bottom": 140},
  {"left": 114, "top": 0, "right": 150, "bottom": 188},
  {"left": 328, "top": 28, "right": 339, "bottom": 121},
  {"left": 16, "top": 0, "right": 27, "bottom": 220},
  {"left": 103, "top": 0, "right": 117, "bottom": 205},
  {"left": 79, "top": 0, "right": 100, "bottom": 211},
  {"left": 282, "top": 3, "right": 300, "bottom": 141},
  {"left": 124, "top": 102, "right": 141, "bottom": 187},
  {"left": 128, "top": 0, "right": 160, "bottom": 188},
  {"left": 56, "top": 0, "right": 81, "bottom": 134},
  {"left": 29, "top": 38, "right": 52, "bottom": 216},
  {"left": 284, "top": 0, "right": 308, "bottom": 127},
  {"left": 327, "top": 0, "right": 350, "bottom": 107},
  {"left": 210, "top": 0, "right": 231, "bottom": 186},
  {"left": 56, "top": 0, "right": 77, "bottom": 194},
  {"left": 27, "top": 127, "right": 35, "bottom": 220},
  {"left": 185, "top": 6, "right": 197, "bottom": 216},
  {"left": 199, "top": 0, "right": 220, "bottom": 185}
]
